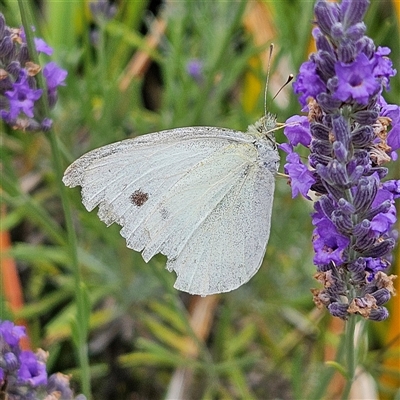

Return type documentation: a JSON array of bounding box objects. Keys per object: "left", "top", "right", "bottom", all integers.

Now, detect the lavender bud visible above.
[
  {"left": 0, "top": 13, "right": 5, "bottom": 38},
  {"left": 371, "top": 288, "right": 390, "bottom": 306},
  {"left": 346, "top": 22, "right": 366, "bottom": 41},
  {"left": 310, "top": 153, "right": 331, "bottom": 168},
  {"left": 331, "top": 22, "right": 344, "bottom": 39},
  {"left": 338, "top": 38, "right": 356, "bottom": 63},
  {"left": 353, "top": 149, "right": 370, "bottom": 166},
  {"left": 310, "top": 122, "right": 330, "bottom": 140},
  {"left": 316, "top": 163, "right": 332, "bottom": 184},
  {"left": 349, "top": 165, "right": 365, "bottom": 183},
  {"left": 356, "top": 36, "right": 375, "bottom": 58},
  {"left": 41, "top": 118, "right": 53, "bottom": 131},
  {"left": 18, "top": 44, "right": 30, "bottom": 65},
  {"left": 0, "top": 73, "right": 13, "bottom": 91},
  {"left": 27, "top": 75, "right": 37, "bottom": 90},
  {"left": 332, "top": 115, "right": 350, "bottom": 148},
  {"left": 362, "top": 238, "right": 395, "bottom": 258},
  {"left": 4, "top": 351, "right": 19, "bottom": 370},
  {"left": 368, "top": 167, "right": 388, "bottom": 179},
  {"left": 327, "top": 76, "right": 339, "bottom": 93},
  {"left": 333, "top": 141, "right": 348, "bottom": 162},
  {"left": 364, "top": 200, "right": 391, "bottom": 220},
  {"left": 0, "top": 96, "right": 8, "bottom": 110},
  {"left": 354, "top": 230, "right": 376, "bottom": 252},
  {"left": 351, "top": 125, "right": 373, "bottom": 146},
  {"left": 353, "top": 177, "right": 378, "bottom": 212},
  {"left": 0, "top": 35, "right": 13, "bottom": 58},
  {"left": 325, "top": 182, "right": 345, "bottom": 202},
  {"left": 311, "top": 179, "right": 328, "bottom": 194},
  {"left": 317, "top": 263, "right": 332, "bottom": 273},
  {"left": 48, "top": 90, "right": 58, "bottom": 108},
  {"left": 353, "top": 110, "right": 379, "bottom": 125},
  {"left": 348, "top": 257, "right": 367, "bottom": 282},
  {"left": 315, "top": 51, "right": 336, "bottom": 81},
  {"left": 330, "top": 160, "right": 349, "bottom": 186},
  {"left": 311, "top": 139, "right": 332, "bottom": 156},
  {"left": 6, "top": 61, "right": 21, "bottom": 79},
  {"left": 363, "top": 281, "right": 378, "bottom": 295},
  {"left": 328, "top": 302, "right": 349, "bottom": 319},
  {"left": 332, "top": 210, "right": 353, "bottom": 232},
  {"left": 315, "top": 0, "right": 340, "bottom": 36},
  {"left": 316, "top": 92, "right": 342, "bottom": 113},
  {"left": 338, "top": 198, "right": 355, "bottom": 213},
  {"left": 349, "top": 256, "right": 367, "bottom": 270},
  {"left": 368, "top": 306, "right": 389, "bottom": 321},
  {"left": 353, "top": 219, "right": 371, "bottom": 236},
  {"left": 316, "top": 32, "right": 334, "bottom": 54},
  {"left": 342, "top": 0, "right": 369, "bottom": 28},
  {"left": 319, "top": 195, "right": 335, "bottom": 217}
]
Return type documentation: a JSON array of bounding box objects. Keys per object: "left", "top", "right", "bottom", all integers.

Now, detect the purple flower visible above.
[
  {"left": 5, "top": 71, "right": 42, "bottom": 119},
  {"left": 285, "top": 0, "right": 399, "bottom": 321},
  {"left": 370, "top": 187, "right": 397, "bottom": 234},
  {"left": 0, "top": 320, "right": 26, "bottom": 347},
  {"left": 0, "top": 12, "right": 67, "bottom": 131},
  {"left": 333, "top": 52, "right": 380, "bottom": 105},
  {"left": 43, "top": 62, "right": 67, "bottom": 90},
  {"left": 18, "top": 351, "right": 48, "bottom": 387},
  {"left": 186, "top": 59, "right": 203, "bottom": 81},
  {"left": 313, "top": 214, "right": 350, "bottom": 266},
  {"left": 284, "top": 115, "right": 312, "bottom": 147},
  {"left": 284, "top": 151, "right": 316, "bottom": 198},
  {"left": 0, "top": 319, "right": 85, "bottom": 399},
  {"left": 293, "top": 60, "right": 326, "bottom": 106},
  {"left": 371, "top": 47, "right": 397, "bottom": 90},
  {"left": 34, "top": 38, "right": 53, "bottom": 55},
  {"left": 43, "top": 62, "right": 68, "bottom": 107}
]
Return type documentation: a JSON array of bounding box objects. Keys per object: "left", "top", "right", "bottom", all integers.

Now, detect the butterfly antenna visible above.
[
  {"left": 272, "top": 74, "right": 294, "bottom": 101},
  {"left": 264, "top": 43, "right": 274, "bottom": 117}
]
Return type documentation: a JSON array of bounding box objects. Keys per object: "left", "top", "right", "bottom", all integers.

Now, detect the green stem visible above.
[
  {"left": 341, "top": 315, "right": 357, "bottom": 399},
  {"left": 17, "top": 2, "right": 91, "bottom": 397}
]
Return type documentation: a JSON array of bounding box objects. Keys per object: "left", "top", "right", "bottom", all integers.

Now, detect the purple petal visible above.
[
  {"left": 284, "top": 152, "right": 316, "bottom": 198},
  {"left": 293, "top": 60, "right": 326, "bottom": 106},
  {"left": 43, "top": 62, "right": 67, "bottom": 90},
  {"left": 333, "top": 52, "right": 380, "bottom": 105},
  {"left": 34, "top": 38, "right": 53, "bottom": 55},
  {"left": 18, "top": 351, "right": 48, "bottom": 387},
  {"left": 284, "top": 115, "right": 311, "bottom": 146}
]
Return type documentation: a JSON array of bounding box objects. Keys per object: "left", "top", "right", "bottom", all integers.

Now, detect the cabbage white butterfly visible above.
[
  {"left": 63, "top": 45, "right": 287, "bottom": 296},
  {"left": 63, "top": 115, "right": 280, "bottom": 296}
]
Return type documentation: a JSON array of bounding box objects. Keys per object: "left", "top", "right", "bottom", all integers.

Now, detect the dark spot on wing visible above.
[
  {"left": 130, "top": 190, "right": 149, "bottom": 207},
  {"left": 160, "top": 207, "right": 169, "bottom": 220}
]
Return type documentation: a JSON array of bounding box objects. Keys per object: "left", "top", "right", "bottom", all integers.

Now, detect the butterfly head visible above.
[{"left": 248, "top": 113, "right": 277, "bottom": 140}]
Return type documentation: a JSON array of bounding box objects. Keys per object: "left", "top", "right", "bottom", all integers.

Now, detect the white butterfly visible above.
[{"left": 63, "top": 114, "right": 280, "bottom": 296}]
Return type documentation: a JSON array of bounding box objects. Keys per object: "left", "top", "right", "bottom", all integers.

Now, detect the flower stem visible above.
[
  {"left": 341, "top": 315, "right": 357, "bottom": 399},
  {"left": 17, "top": 1, "right": 92, "bottom": 397}
]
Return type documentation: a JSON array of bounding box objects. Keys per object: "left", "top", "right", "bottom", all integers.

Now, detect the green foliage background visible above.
[{"left": 1, "top": 1, "right": 399, "bottom": 399}]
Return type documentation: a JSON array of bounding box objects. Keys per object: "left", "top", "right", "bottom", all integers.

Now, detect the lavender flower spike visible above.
[
  {"left": 284, "top": 0, "right": 399, "bottom": 321},
  {"left": 0, "top": 319, "right": 86, "bottom": 399},
  {"left": 0, "top": 13, "right": 67, "bottom": 131}
]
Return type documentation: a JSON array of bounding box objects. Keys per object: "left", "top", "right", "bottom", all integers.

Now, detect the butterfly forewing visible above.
[{"left": 63, "top": 124, "right": 278, "bottom": 296}]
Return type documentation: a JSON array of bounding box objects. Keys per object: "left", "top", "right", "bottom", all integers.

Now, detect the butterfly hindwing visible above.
[{"left": 169, "top": 161, "right": 275, "bottom": 295}]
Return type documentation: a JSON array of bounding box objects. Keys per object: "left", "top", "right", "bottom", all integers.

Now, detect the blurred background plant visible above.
[{"left": 1, "top": 0, "right": 399, "bottom": 399}]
